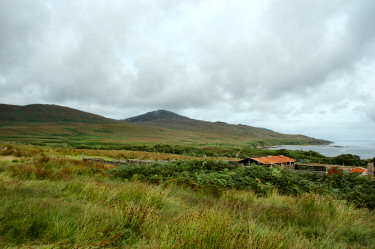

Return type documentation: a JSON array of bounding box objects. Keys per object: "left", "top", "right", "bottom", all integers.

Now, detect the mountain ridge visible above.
[
  {"left": 125, "top": 110, "right": 189, "bottom": 122},
  {"left": 0, "top": 104, "right": 331, "bottom": 145},
  {"left": 0, "top": 104, "right": 115, "bottom": 123},
  {"left": 124, "top": 109, "right": 331, "bottom": 145}
]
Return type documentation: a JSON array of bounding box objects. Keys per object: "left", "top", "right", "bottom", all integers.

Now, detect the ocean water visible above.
[{"left": 269, "top": 141, "right": 375, "bottom": 159}]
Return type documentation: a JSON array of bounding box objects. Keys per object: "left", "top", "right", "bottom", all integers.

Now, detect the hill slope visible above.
[
  {"left": 0, "top": 104, "right": 115, "bottom": 123},
  {"left": 0, "top": 104, "right": 330, "bottom": 146},
  {"left": 124, "top": 110, "right": 330, "bottom": 145}
]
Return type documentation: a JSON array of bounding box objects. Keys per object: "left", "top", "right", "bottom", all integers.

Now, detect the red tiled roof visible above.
[{"left": 251, "top": 155, "right": 295, "bottom": 165}]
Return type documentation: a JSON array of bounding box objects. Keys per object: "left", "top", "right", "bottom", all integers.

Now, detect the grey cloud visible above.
[{"left": 0, "top": 0, "right": 375, "bottom": 140}]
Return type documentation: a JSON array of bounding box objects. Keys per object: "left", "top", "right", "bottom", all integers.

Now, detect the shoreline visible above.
[{"left": 267, "top": 141, "right": 375, "bottom": 160}]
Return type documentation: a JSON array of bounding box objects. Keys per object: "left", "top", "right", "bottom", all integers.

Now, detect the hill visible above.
[
  {"left": 124, "top": 110, "right": 330, "bottom": 145},
  {"left": 0, "top": 104, "right": 330, "bottom": 147},
  {"left": 126, "top": 110, "right": 185, "bottom": 122},
  {"left": 0, "top": 104, "right": 115, "bottom": 123}
]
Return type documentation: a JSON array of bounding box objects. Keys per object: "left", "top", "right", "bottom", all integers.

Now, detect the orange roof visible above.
[{"left": 251, "top": 155, "right": 295, "bottom": 165}]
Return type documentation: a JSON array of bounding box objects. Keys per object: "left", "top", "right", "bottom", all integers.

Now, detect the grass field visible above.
[
  {"left": 0, "top": 143, "right": 375, "bottom": 248},
  {"left": 1, "top": 124, "right": 372, "bottom": 167},
  {"left": 0, "top": 120, "right": 329, "bottom": 149},
  {"left": 0, "top": 104, "right": 330, "bottom": 148}
]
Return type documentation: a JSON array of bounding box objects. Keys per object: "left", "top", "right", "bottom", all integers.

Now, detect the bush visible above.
[{"left": 110, "top": 160, "right": 375, "bottom": 209}]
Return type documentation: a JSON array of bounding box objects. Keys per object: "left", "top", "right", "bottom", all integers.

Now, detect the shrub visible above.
[{"left": 110, "top": 160, "right": 375, "bottom": 209}]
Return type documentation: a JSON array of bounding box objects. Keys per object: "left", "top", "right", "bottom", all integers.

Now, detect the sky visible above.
[{"left": 1, "top": 0, "right": 375, "bottom": 142}]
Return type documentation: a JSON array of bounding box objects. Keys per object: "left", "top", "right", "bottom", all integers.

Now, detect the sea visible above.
[{"left": 269, "top": 141, "right": 375, "bottom": 159}]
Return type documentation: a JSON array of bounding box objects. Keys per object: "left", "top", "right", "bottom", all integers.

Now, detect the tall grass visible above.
[
  {"left": 0, "top": 144, "right": 375, "bottom": 248},
  {"left": 110, "top": 159, "right": 375, "bottom": 209},
  {"left": 1, "top": 173, "right": 374, "bottom": 248}
]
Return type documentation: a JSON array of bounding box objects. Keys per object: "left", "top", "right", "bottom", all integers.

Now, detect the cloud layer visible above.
[{"left": 1, "top": 0, "right": 374, "bottom": 140}]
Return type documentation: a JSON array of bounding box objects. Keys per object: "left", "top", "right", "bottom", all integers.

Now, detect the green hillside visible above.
[
  {"left": 124, "top": 110, "right": 330, "bottom": 145},
  {"left": 0, "top": 104, "right": 330, "bottom": 147},
  {"left": 0, "top": 104, "right": 115, "bottom": 123}
]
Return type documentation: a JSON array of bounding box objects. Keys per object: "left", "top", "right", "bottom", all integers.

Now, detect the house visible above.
[{"left": 238, "top": 155, "right": 295, "bottom": 168}]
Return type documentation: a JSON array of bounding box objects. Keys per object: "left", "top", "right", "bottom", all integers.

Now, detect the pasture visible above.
[{"left": 0, "top": 143, "right": 374, "bottom": 248}]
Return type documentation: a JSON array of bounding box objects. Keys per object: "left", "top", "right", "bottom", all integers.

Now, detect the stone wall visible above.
[{"left": 83, "top": 158, "right": 168, "bottom": 167}]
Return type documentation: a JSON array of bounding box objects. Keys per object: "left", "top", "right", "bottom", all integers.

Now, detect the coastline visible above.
[{"left": 268, "top": 141, "right": 375, "bottom": 159}]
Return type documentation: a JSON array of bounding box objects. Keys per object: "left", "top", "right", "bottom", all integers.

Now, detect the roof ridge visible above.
[{"left": 249, "top": 155, "right": 295, "bottom": 164}]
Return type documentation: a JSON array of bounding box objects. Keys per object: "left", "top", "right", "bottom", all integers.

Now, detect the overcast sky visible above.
[{"left": 1, "top": 0, "right": 375, "bottom": 141}]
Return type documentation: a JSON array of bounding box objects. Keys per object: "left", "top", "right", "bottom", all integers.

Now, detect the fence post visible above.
[
  {"left": 82, "top": 152, "right": 84, "bottom": 160},
  {"left": 368, "top": 163, "right": 374, "bottom": 177}
]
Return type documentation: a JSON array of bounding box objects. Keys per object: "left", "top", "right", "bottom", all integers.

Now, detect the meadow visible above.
[
  {"left": 0, "top": 143, "right": 375, "bottom": 248},
  {"left": 0, "top": 119, "right": 328, "bottom": 149},
  {"left": 1, "top": 123, "right": 372, "bottom": 167}
]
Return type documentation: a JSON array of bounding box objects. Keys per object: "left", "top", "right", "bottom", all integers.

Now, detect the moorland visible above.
[{"left": 0, "top": 104, "right": 374, "bottom": 248}]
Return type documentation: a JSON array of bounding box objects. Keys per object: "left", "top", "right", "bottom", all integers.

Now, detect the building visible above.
[{"left": 238, "top": 155, "right": 295, "bottom": 168}]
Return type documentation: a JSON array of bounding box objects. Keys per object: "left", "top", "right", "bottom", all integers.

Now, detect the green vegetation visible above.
[
  {"left": 0, "top": 105, "right": 373, "bottom": 247},
  {"left": 0, "top": 143, "right": 375, "bottom": 248},
  {"left": 0, "top": 104, "right": 115, "bottom": 123},
  {"left": 110, "top": 159, "right": 375, "bottom": 209},
  {"left": 125, "top": 109, "right": 330, "bottom": 145},
  {"left": 276, "top": 149, "right": 374, "bottom": 166},
  {"left": 0, "top": 104, "right": 330, "bottom": 147},
  {"left": 1, "top": 125, "right": 372, "bottom": 166},
  {"left": 2, "top": 104, "right": 370, "bottom": 167}
]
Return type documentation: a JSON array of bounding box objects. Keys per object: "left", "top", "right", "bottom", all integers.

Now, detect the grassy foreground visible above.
[{"left": 0, "top": 144, "right": 375, "bottom": 248}]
